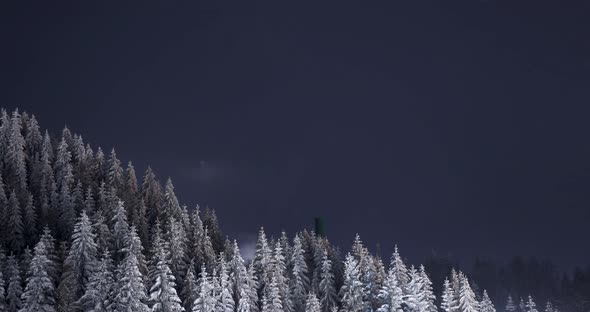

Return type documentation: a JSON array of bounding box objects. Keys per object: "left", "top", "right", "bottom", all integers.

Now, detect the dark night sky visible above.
[{"left": 1, "top": 1, "right": 589, "bottom": 270}]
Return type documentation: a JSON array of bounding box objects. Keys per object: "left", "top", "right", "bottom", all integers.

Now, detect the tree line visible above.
[{"left": 0, "top": 108, "right": 586, "bottom": 312}]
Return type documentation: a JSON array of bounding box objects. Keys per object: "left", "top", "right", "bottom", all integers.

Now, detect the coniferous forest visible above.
[{"left": 0, "top": 107, "right": 587, "bottom": 312}]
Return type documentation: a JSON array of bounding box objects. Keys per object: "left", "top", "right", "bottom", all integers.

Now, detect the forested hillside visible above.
[{"left": 0, "top": 108, "right": 586, "bottom": 312}]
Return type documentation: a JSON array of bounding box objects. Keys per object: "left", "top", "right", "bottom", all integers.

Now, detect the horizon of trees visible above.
[{"left": 0, "top": 107, "right": 587, "bottom": 312}]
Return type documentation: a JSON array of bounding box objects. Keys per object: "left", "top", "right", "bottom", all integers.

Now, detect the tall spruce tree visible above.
[
  {"left": 6, "top": 192, "right": 24, "bottom": 252},
  {"left": 148, "top": 228, "right": 184, "bottom": 312},
  {"left": 59, "top": 210, "right": 98, "bottom": 308},
  {"left": 544, "top": 300, "right": 554, "bottom": 312},
  {"left": 6, "top": 256, "right": 22, "bottom": 312},
  {"left": 202, "top": 207, "right": 224, "bottom": 253},
  {"left": 192, "top": 267, "right": 216, "bottom": 312},
  {"left": 506, "top": 295, "right": 517, "bottom": 312},
  {"left": 339, "top": 254, "right": 363, "bottom": 312},
  {"left": 19, "top": 241, "right": 55, "bottom": 312},
  {"left": 418, "top": 265, "right": 437, "bottom": 312},
  {"left": 441, "top": 278, "right": 454, "bottom": 312},
  {"left": 22, "top": 194, "right": 36, "bottom": 248},
  {"left": 480, "top": 290, "right": 496, "bottom": 312},
  {"left": 0, "top": 175, "right": 8, "bottom": 247},
  {"left": 458, "top": 276, "right": 478, "bottom": 312},
  {"left": 111, "top": 200, "right": 130, "bottom": 261},
  {"left": 253, "top": 227, "right": 272, "bottom": 294},
  {"left": 389, "top": 246, "right": 409, "bottom": 294},
  {"left": 377, "top": 266, "right": 403, "bottom": 312},
  {"left": 77, "top": 250, "right": 114, "bottom": 312},
  {"left": 110, "top": 228, "right": 149, "bottom": 312},
  {"left": 5, "top": 110, "right": 27, "bottom": 194},
  {"left": 290, "top": 234, "right": 310, "bottom": 312},
  {"left": 141, "top": 167, "right": 161, "bottom": 226},
  {"left": 305, "top": 293, "right": 321, "bottom": 312},
  {"left": 106, "top": 149, "right": 123, "bottom": 192},
  {"left": 181, "top": 262, "right": 198, "bottom": 312},
  {"left": 318, "top": 251, "right": 336, "bottom": 312},
  {"left": 216, "top": 256, "right": 235, "bottom": 312},
  {"left": 525, "top": 296, "right": 538, "bottom": 312},
  {"left": 0, "top": 268, "right": 6, "bottom": 312}
]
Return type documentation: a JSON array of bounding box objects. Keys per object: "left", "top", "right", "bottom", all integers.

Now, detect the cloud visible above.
[{"left": 237, "top": 232, "right": 258, "bottom": 263}]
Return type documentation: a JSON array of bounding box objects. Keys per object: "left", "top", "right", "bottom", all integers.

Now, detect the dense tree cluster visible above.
[{"left": 0, "top": 108, "right": 585, "bottom": 312}]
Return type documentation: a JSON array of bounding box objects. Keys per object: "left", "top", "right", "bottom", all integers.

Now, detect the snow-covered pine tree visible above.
[
  {"left": 110, "top": 227, "right": 149, "bottom": 312},
  {"left": 0, "top": 109, "right": 11, "bottom": 165},
  {"left": 458, "top": 275, "right": 478, "bottom": 312},
  {"left": 192, "top": 266, "right": 216, "bottom": 312},
  {"left": 544, "top": 300, "right": 554, "bottom": 312},
  {"left": 83, "top": 187, "right": 95, "bottom": 218},
  {"left": 134, "top": 199, "right": 149, "bottom": 248},
  {"left": 0, "top": 175, "right": 8, "bottom": 247},
  {"left": 54, "top": 137, "right": 73, "bottom": 193},
  {"left": 480, "top": 290, "right": 496, "bottom": 312},
  {"left": 22, "top": 194, "right": 36, "bottom": 248},
  {"left": 441, "top": 278, "right": 453, "bottom": 312},
  {"left": 519, "top": 298, "right": 526, "bottom": 312},
  {"left": 72, "top": 181, "right": 85, "bottom": 215},
  {"left": 39, "top": 227, "right": 59, "bottom": 286},
  {"left": 418, "top": 265, "right": 437, "bottom": 312},
  {"left": 60, "top": 210, "right": 98, "bottom": 302},
  {"left": 123, "top": 161, "right": 139, "bottom": 219},
  {"left": 19, "top": 241, "right": 55, "bottom": 312},
  {"left": 111, "top": 199, "right": 130, "bottom": 261},
  {"left": 404, "top": 266, "right": 422, "bottom": 312},
  {"left": 5, "top": 110, "right": 27, "bottom": 195},
  {"left": 0, "top": 268, "right": 6, "bottom": 312},
  {"left": 106, "top": 149, "right": 123, "bottom": 192},
  {"left": 57, "top": 179, "right": 75, "bottom": 240},
  {"left": 20, "top": 249, "right": 32, "bottom": 286},
  {"left": 377, "top": 266, "right": 403, "bottom": 312},
  {"left": 372, "top": 257, "right": 387, "bottom": 308},
  {"left": 188, "top": 208, "right": 213, "bottom": 271},
  {"left": 24, "top": 114, "right": 42, "bottom": 162},
  {"left": 245, "top": 262, "right": 260, "bottom": 312},
  {"left": 167, "top": 219, "right": 188, "bottom": 290},
  {"left": 229, "top": 241, "right": 258, "bottom": 312},
  {"left": 279, "top": 232, "right": 291, "bottom": 269},
  {"left": 36, "top": 143, "right": 53, "bottom": 226},
  {"left": 506, "top": 295, "right": 517, "bottom": 312},
  {"left": 148, "top": 228, "right": 184, "bottom": 312},
  {"left": 310, "top": 236, "right": 326, "bottom": 294},
  {"left": 141, "top": 167, "right": 162, "bottom": 226},
  {"left": 77, "top": 250, "right": 114, "bottom": 312},
  {"left": 161, "top": 179, "right": 183, "bottom": 226},
  {"left": 339, "top": 253, "right": 363, "bottom": 312},
  {"left": 290, "top": 234, "right": 310, "bottom": 312},
  {"left": 216, "top": 255, "right": 235, "bottom": 312},
  {"left": 92, "top": 211, "right": 112, "bottom": 255},
  {"left": 254, "top": 227, "right": 272, "bottom": 294},
  {"left": 202, "top": 207, "right": 224, "bottom": 253},
  {"left": 261, "top": 275, "right": 283, "bottom": 312},
  {"left": 181, "top": 261, "right": 198, "bottom": 312},
  {"left": 271, "top": 241, "right": 292, "bottom": 312},
  {"left": 377, "top": 269, "right": 403, "bottom": 312},
  {"left": 450, "top": 270, "right": 462, "bottom": 312},
  {"left": 389, "top": 246, "right": 409, "bottom": 293},
  {"left": 6, "top": 192, "right": 24, "bottom": 252},
  {"left": 6, "top": 256, "right": 22, "bottom": 312},
  {"left": 93, "top": 147, "right": 105, "bottom": 187},
  {"left": 318, "top": 251, "right": 336, "bottom": 312},
  {"left": 525, "top": 296, "right": 538, "bottom": 312},
  {"left": 305, "top": 293, "right": 321, "bottom": 312},
  {"left": 237, "top": 287, "right": 253, "bottom": 312}
]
